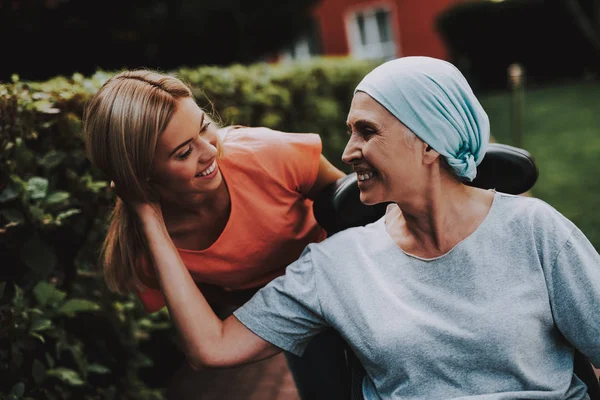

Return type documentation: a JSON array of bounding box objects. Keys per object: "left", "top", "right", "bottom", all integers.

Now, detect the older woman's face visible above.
[{"left": 343, "top": 92, "right": 425, "bottom": 205}]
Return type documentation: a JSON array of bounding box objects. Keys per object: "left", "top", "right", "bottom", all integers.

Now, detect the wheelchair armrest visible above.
[{"left": 313, "top": 143, "right": 539, "bottom": 236}]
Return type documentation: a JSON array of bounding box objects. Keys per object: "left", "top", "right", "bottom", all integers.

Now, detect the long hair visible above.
[{"left": 83, "top": 69, "right": 193, "bottom": 294}]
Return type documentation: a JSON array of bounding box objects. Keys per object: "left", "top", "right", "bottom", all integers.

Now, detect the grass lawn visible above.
[{"left": 479, "top": 78, "right": 600, "bottom": 251}]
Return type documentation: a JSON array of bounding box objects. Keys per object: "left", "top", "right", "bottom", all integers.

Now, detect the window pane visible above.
[
  {"left": 375, "top": 9, "right": 391, "bottom": 43},
  {"left": 356, "top": 13, "right": 367, "bottom": 45}
]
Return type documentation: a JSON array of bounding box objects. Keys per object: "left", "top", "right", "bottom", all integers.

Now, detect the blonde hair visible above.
[{"left": 83, "top": 69, "right": 200, "bottom": 294}]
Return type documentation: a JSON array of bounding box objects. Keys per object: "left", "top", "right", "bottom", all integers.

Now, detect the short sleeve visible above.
[
  {"left": 544, "top": 226, "right": 600, "bottom": 366},
  {"left": 233, "top": 245, "right": 327, "bottom": 356},
  {"left": 134, "top": 256, "right": 166, "bottom": 313},
  {"left": 241, "top": 127, "right": 322, "bottom": 195}
]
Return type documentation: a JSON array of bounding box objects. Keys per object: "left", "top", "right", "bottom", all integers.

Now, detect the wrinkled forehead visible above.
[{"left": 347, "top": 91, "right": 400, "bottom": 126}]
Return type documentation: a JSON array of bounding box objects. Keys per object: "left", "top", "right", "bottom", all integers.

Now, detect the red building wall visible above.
[{"left": 311, "top": 0, "right": 465, "bottom": 60}]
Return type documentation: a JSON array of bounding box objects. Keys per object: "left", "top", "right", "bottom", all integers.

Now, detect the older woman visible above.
[{"left": 126, "top": 57, "right": 600, "bottom": 399}]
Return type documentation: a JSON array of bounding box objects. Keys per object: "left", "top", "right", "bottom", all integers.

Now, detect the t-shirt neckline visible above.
[{"left": 381, "top": 190, "right": 499, "bottom": 262}]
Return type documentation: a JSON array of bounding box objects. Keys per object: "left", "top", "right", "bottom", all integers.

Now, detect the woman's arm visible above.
[
  {"left": 305, "top": 154, "right": 346, "bottom": 201},
  {"left": 137, "top": 203, "right": 282, "bottom": 369}
]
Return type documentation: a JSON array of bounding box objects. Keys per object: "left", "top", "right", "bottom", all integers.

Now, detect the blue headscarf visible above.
[{"left": 354, "top": 56, "right": 490, "bottom": 181}]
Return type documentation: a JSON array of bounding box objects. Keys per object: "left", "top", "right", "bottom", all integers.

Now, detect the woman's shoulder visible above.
[
  {"left": 494, "top": 192, "right": 564, "bottom": 218},
  {"left": 219, "top": 125, "right": 286, "bottom": 144},
  {"left": 493, "top": 192, "right": 577, "bottom": 240},
  {"left": 218, "top": 126, "right": 274, "bottom": 159},
  {"left": 308, "top": 217, "right": 390, "bottom": 265}
]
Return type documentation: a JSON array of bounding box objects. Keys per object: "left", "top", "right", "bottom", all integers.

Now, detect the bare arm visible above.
[
  {"left": 305, "top": 154, "right": 346, "bottom": 201},
  {"left": 137, "top": 204, "right": 281, "bottom": 369}
]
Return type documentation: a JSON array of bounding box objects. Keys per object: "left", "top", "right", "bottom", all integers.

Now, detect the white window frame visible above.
[{"left": 346, "top": 5, "right": 398, "bottom": 60}]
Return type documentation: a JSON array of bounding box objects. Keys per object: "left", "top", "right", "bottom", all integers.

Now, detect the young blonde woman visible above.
[{"left": 82, "top": 69, "right": 349, "bottom": 399}]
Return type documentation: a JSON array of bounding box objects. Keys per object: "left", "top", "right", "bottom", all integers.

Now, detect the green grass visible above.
[{"left": 479, "top": 79, "right": 600, "bottom": 251}]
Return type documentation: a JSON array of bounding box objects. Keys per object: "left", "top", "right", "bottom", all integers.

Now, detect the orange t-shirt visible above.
[{"left": 136, "top": 126, "right": 327, "bottom": 313}]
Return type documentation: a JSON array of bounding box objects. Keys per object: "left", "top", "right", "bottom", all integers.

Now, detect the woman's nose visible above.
[
  {"left": 196, "top": 136, "right": 217, "bottom": 163},
  {"left": 342, "top": 136, "right": 362, "bottom": 165}
]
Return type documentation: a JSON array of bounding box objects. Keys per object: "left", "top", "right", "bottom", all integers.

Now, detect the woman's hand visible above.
[{"left": 110, "top": 180, "right": 162, "bottom": 221}]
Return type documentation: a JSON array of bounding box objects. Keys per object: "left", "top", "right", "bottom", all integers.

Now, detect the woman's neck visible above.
[
  {"left": 386, "top": 177, "right": 494, "bottom": 258},
  {"left": 161, "top": 179, "right": 231, "bottom": 222}
]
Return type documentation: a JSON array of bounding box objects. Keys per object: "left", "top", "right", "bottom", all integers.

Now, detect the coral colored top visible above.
[{"left": 136, "top": 126, "right": 327, "bottom": 313}]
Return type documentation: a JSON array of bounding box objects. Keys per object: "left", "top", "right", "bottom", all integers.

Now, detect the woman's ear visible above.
[{"left": 422, "top": 143, "right": 440, "bottom": 165}]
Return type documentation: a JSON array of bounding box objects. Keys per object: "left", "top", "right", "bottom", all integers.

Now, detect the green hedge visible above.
[{"left": 0, "top": 57, "right": 377, "bottom": 399}]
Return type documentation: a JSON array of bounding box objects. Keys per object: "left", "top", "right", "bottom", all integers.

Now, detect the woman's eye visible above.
[
  {"left": 200, "top": 121, "right": 211, "bottom": 134},
  {"left": 361, "top": 128, "right": 376, "bottom": 138},
  {"left": 177, "top": 147, "right": 192, "bottom": 160}
]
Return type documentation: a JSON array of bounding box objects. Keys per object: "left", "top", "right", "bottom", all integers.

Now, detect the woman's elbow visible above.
[
  {"left": 186, "top": 349, "right": 219, "bottom": 370},
  {"left": 186, "top": 348, "right": 236, "bottom": 370}
]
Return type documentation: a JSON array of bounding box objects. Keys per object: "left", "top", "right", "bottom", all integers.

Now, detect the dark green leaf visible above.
[
  {"left": 87, "top": 363, "right": 110, "bottom": 374},
  {"left": 14, "top": 142, "right": 36, "bottom": 168},
  {"left": 32, "top": 359, "right": 47, "bottom": 384},
  {"left": 29, "top": 332, "right": 45, "bottom": 344},
  {"left": 33, "top": 100, "right": 60, "bottom": 114},
  {"left": 45, "top": 353, "right": 55, "bottom": 368},
  {"left": 0, "top": 184, "right": 20, "bottom": 203},
  {"left": 33, "top": 281, "right": 66, "bottom": 307},
  {"left": 10, "top": 382, "right": 25, "bottom": 397},
  {"left": 44, "top": 191, "right": 70, "bottom": 205},
  {"left": 47, "top": 368, "right": 84, "bottom": 386},
  {"left": 28, "top": 206, "right": 44, "bottom": 221},
  {"left": 30, "top": 318, "right": 52, "bottom": 332},
  {"left": 55, "top": 209, "right": 81, "bottom": 223},
  {"left": 26, "top": 177, "right": 48, "bottom": 200},
  {"left": 39, "top": 151, "right": 67, "bottom": 170},
  {"left": 83, "top": 177, "right": 108, "bottom": 193},
  {"left": 12, "top": 284, "right": 24, "bottom": 308},
  {"left": 57, "top": 299, "right": 100, "bottom": 316}
]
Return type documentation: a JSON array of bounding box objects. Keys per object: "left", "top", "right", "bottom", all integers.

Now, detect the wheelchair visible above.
[{"left": 312, "top": 143, "right": 600, "bottom": 400}]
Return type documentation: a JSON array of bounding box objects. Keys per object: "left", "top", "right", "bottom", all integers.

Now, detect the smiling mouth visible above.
[
  {"left": 357, "top": 171, "right": 375, "bottom": 182},
  {"left": 196, "top": 160, "right": 217, "bottom": 177}
]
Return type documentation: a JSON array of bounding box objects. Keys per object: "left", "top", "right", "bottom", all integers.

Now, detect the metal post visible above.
[{"left": 508, "top": 63, "right": 525, "bottom": 148}]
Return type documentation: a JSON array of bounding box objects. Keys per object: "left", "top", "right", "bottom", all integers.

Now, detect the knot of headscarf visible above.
[{"left": 354, "top": 56, "right": 490, "bottom": 181}]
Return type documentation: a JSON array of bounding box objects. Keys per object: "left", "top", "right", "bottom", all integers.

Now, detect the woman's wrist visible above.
[{"left": 135, "top": 203, "right": 164, "bottom": 226}]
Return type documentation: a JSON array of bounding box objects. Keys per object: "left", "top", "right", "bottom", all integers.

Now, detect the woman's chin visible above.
[{"left": 359, "top": 191, "right": 379, "bottom": 206}]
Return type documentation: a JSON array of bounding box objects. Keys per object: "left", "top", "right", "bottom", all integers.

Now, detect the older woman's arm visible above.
[
  {"left": 545, "top": 224, "right": 600, "bottom": 367},
  {"left": 137, "top": 203, "right": 281, "bottom": 369}
]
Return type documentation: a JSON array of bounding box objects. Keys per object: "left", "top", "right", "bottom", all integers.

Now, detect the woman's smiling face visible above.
[
  {"left": 150, "top": 97, "right": 223, "bottom": 198},
  {"left": 342, "top": 91, "right": 426, "bottom": 205}
]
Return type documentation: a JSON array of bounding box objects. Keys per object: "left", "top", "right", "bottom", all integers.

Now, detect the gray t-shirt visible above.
[{"left": 234, "top": 192, "right": 600, "bottom": 399}]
